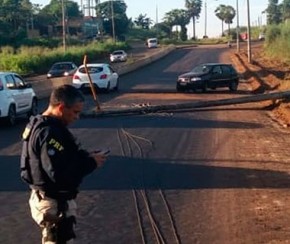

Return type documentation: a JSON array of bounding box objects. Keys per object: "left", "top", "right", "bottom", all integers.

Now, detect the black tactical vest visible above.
[{"left": 20, "top": 115, "right": 47, "bottom": 185}]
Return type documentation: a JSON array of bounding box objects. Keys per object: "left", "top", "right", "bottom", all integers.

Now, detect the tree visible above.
[
  {"left": 134, "top": 14, "right": 152, "bottom": 29},
  {"left": 152, "top": 22, "right": 171, "bottom": 39},
  {"left": 223, "top": 5, "right": 236, "bottom": 36},
  {"left": 0, "top": 0, "right": 33, "bottom": 32},
  {"left": 35, "top": 0, "right": 82, "bottom": 37},
  {"left": 185, "top": 0, "right": 202, "bottom": 40},
  {"left": 282, "top": 0, "right": 290, "bottom": 22},
  {"left": 266, "top": 0, "right": 282, "bottom": 24},
  {"left": 215, "top": 4, "right": 227, "bottom": 36},
  {"left": 0, "top": 0, "right": 33, "bottom": 45},
  {"left": 96, "top": 0, "right": 130, "bottom": 39},
  {"left": 163, "top": 9, "right": 190, "bottom": 40},
  {"left": 41, "top": 0, "right": 81, "bottom": 23}
]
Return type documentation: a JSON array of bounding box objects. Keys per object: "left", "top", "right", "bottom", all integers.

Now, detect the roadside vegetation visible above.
[
  {"left": 264, "top": 24, "right": 290, "bottom": 63},
  {"left": 0, "top": 40, "right": 129, "bottom": 75}
]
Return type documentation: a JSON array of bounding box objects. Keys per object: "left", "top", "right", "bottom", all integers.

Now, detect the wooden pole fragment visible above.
[{"left": 83, "top": 55, "right": 101, "bottom": 111}]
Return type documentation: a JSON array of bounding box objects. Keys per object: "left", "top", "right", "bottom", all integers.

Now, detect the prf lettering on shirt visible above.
[{"left": 48, "top": 138, "right": 64, "bottom": 151}]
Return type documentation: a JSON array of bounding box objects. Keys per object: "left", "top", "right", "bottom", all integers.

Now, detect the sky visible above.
[{"left": 31, "top": 0, "right": 270, "bottom": 38}]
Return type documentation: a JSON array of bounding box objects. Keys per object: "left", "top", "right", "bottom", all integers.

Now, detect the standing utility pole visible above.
[
  {"left": 204, "top": 1, "right": 207, "bottom": 38},
  {"left": 61, "top": 0, "right": 66, "bottom": 52},
  {"left": 111, "top": 0, "right": 115, "bottom": 41},
  {"left": 156, "top": 4, "right": 159, "bottom": 36},
  {"left": 246, "top": 0, "right": 252, "bottom": 63},
  {"left": 236, "top": 0, "right": 240, "bottom": 52}
]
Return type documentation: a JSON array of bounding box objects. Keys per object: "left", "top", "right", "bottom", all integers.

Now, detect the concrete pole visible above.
[
  {"left": 62, "top": 0, "right": 66, "bottom": 53},
  {"left": 246, "top": 0, "right": 252, "bottom": 63},
  {"left": 204, "top": 1, "right": 207, "bottom": 37},
  {"left": 89, "top": 90, "right": 290, "bottom": 117},
  {"left": 111, "top": 0, "right": 116, "bottom": 42},
  {"left": 236, "top": 0, "right": 240, "bottom": 53}
]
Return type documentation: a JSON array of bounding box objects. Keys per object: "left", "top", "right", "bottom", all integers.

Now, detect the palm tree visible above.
[
  {"left": 215, "top": 4, "right": 235, "bottom": 37},
  {"left": 185, "top": 0, "right": 202, "bottom": 39},
  {"left": 215, "top": 4, "right": 227, "bottom": 36},
  {"left": 223, "top": 5, "right": 236, "bottom": 36}
]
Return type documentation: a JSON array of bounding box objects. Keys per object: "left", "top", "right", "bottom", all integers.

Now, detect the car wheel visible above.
[
  {"left": 229, "top": 81, "right": 238, "bottom": 91},
  {"left": 176, "top": 84, "right": 185, "bottom": 92},
  {"left": 114, "top": 79, "right": 119, "bottom": 91},
  {"left": 28, "top": 98, "right": 38, "bottom": 117},
  {"left": 6, "top": 105, "right": 16, "bottom": 126},
  {"left": 105, "top": 82, "right": 111, "bottom": 93}
]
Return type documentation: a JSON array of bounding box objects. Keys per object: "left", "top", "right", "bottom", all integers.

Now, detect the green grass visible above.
[
  {"left": 264, "top": 24, "right": 290, "bottom": 64},
  {"left": 0, "top": 40, "right": 129, "bottom": 75}
]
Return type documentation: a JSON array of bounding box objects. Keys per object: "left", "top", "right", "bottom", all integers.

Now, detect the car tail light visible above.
[
  {"left": 100, "top": 74, "right": 107, "bottom": 79},
  {"left": 73, "top": 74, "right": 80, "bottom": 80}
]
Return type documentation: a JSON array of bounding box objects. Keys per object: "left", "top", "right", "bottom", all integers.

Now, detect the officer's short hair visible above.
[{"left": 50, "top": 85, "right": 85, "bottom": 108}]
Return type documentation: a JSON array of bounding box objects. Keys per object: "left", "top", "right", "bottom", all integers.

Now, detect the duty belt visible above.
[{"left": 31, "top": 188, "right": 77, "bottom": 200}]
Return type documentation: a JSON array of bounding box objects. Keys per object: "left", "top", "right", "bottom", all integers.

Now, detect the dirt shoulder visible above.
[{"left": 230, "top": 42, "right": 290, "bottom": 127}]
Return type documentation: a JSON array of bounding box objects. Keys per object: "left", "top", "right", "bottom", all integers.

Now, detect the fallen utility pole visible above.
[{"left": 81, "top": 90, "right": 290, "bottom": 118}]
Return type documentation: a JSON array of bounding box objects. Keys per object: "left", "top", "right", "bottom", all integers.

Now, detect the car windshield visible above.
[
  {"left": 79, "top": 66, "right": 103, "bottom": 74},
  {"left": 113, "top": 51, "right": 124, "bottom": 55},
  {"left": 52, "top": 63, "right": 72, "bottom": 70},
  {"left": 191, "top": 65, "right": 211, "bottom": 74}
]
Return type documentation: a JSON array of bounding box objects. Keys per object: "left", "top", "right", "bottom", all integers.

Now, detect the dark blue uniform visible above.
[
  {"left": 21, "top": 115, "right": 97, "bottom": 243},
  {"left": 21, "top": 114, "right": 97, "bottom": 196}
]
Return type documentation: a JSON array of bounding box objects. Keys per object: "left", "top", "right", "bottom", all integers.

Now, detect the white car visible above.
[
  {"left": 259, "top": 33, "right": 265, "bottom": 41},
  {"left": 146, "top": 38, "right": 158, "bottom": 48},
  {"left": 110, "top": 50, "right": 127, "bottom": 63},
  {"left": 72, "top": 63, "right": 119, "bottom": 92},
  {"left": 0, "top": 72, "right": 38, "bottom": 125}
]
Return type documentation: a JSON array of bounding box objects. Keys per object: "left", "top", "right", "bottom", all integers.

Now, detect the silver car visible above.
[
  {"left": 72, "top": 63, "right": 119, "bottom": 92},
  {"left": 0, "top": 72, "right": 38, "bottom": 125},
  {"left": 110, "top": 50, "right": 128, "bottom": 63}
]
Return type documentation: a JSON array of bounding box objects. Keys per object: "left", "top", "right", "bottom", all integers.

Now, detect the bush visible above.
[
  {"left": 265, "top": 24, "right": 290, "bottom": 63},
  {"left": 0, "top": 40, "right": 130, "bottom": 75},
  {"left": 266, "top": 25, "right": 282, "bottom": 44}
]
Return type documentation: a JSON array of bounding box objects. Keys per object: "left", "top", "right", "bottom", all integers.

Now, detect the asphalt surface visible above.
[{"left": 1, "top": 44, "right": 290, "bottom": 244}]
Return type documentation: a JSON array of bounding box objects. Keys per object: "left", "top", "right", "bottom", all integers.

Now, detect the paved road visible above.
[
  {"left": 25, "top": 41, "right": 161, "bottom": 83},
  {"left": 1, "top": 45, "right": 290, "bottom": 244}
]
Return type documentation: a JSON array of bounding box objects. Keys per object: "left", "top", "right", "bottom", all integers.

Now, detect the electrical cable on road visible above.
[{"left": 116, "top": 128, "right": 181, "bottom": 244}]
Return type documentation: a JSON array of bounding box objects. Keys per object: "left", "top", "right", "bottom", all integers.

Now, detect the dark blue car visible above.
[
  {"left": 177, "top": 63, "right": 239, "bottom": 92},
  {"left": 47, "top": 62, "right": 78, "bottom": 79}
]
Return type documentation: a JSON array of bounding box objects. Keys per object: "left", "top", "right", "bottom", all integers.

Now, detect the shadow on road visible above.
[
  {"left": 1, "top": 155, "right": 290, "bottom": 192},
  {"left": 81, "top": 156, "right": 290, "bottom": 190}
]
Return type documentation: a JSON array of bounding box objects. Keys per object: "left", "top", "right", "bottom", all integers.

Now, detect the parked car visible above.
[
  {"left": 0, "top": 72, "right": 38, "bottom": 125},
  {"left": 176, "top": 63, "right": 239, "bottom": 92},
  {"left": 110, "top": 50, "right": 128, "bottom": 63},
  {"left": 72, "top": 63, "right": 119, "bottom": 92},
  {"left": 47, "top": 61, "right": 78, "bottom": 78}
]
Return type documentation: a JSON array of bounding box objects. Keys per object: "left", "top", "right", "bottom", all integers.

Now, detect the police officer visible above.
[{"left": 20, "top": 84, "right": 107, "bottom": 243}]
